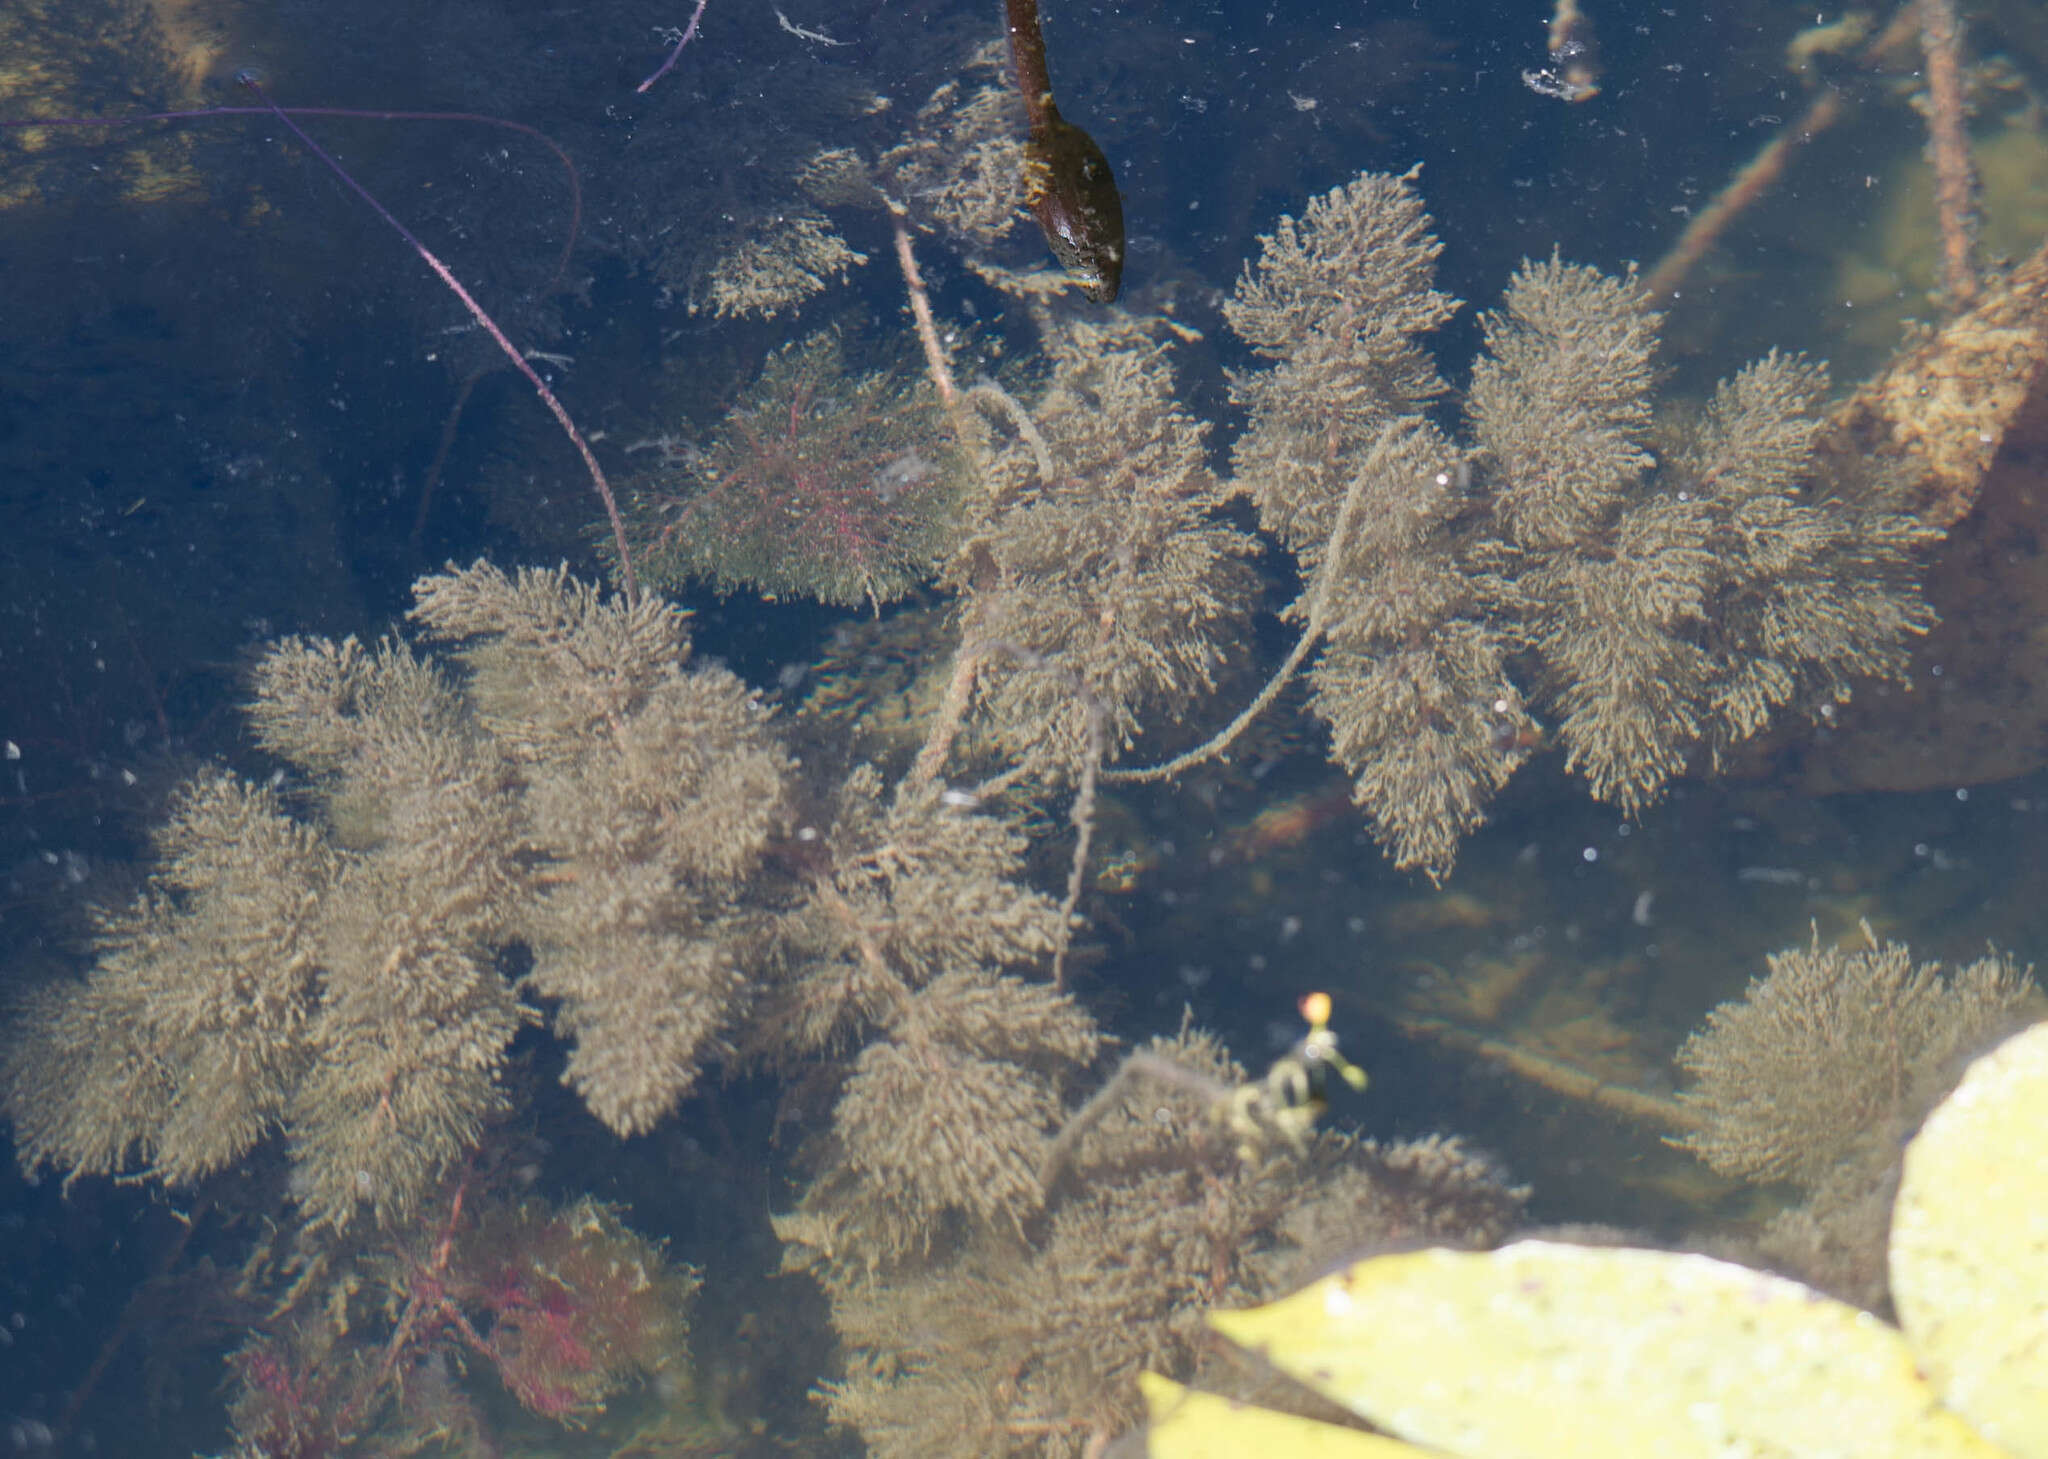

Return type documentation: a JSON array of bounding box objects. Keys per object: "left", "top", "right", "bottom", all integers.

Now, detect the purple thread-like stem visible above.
[
  {"left": 234, "top": 81, "right": 639, "bottom": 600},
  {"left": 0, "top": 104, "right": 584, "bottom": 292},
  {"left": 5, "top": 87, "right": 637, "bottom": 598},
  {"left": 636, "top": 0, "right": 713, "bottom": 93}
]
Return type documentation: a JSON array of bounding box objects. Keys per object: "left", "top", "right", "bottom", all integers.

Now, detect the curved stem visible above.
[
  {"left": 966, "top": 381, "right": 1055, "bottom": 485},
  {"left": 637, "top": 0, "right": 714, "bottom": 94},
  {"left": 1106, "top": 448, "right": 1381, "bottom": 785},
  {"left": 1104, "top": 618, "right": 1322, "bottom": 785},
  {"left": 5, "top": 88, "right": 631, "bottom": 595},
  {"left": 244, "top": 82, "right": 639, "bottom": 600},
  {"left": 0, "top": 102, "right": 584, "bottom": 289}
]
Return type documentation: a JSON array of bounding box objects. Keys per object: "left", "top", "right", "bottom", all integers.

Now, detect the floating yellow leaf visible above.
[
  {"left": 1138, "top": 1373, "right": 1426, "bottom": 1459},
  {"left": 1211, "top": 1240, "right": 2002, "bottom": 1459},
  {"left": 1893, "top": 1019, "right": 2048, "bottom": 1459}
]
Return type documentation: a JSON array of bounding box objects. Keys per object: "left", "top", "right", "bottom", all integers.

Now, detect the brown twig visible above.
[
  {"left": 890, "top": 209, "right": 958, "bottom": 407},
  {"left": 636, "top": 0, "right": 713, "bottom": 94},
  {"left": 1642, "top": 89, "right": 1844, "bottom": 303},
  {"left": 1642, "top": 0, "right": 1943, "bottom": 304},
  {"left": 906, "top": 642, "right": 982, "bottom": 793},
  {"left": 321, "top": 1178, "right": 478, "bottom": 1442},
  {"left": 1051, "top": 704, "right": 1100, "bottom": 991},
  {"left": 960, "top": 638, "right": 1105, "bottom": 991},
  {"left": 243, "top": 80, "right": 639, "bottom": 601},
  {"left": 1395, "top": 1015, "right": 1697, "bottom": 1133},
  {"left": 1917, "top": 0, "right": 1979, "bottom": 307},
  {"left": 410, "top": 370, "right": 483, "bottom": 558}
]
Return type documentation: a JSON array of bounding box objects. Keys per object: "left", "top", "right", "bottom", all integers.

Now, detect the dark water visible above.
[{"left": 2, "top": 0, "right": 2042, "bottom": 1451}]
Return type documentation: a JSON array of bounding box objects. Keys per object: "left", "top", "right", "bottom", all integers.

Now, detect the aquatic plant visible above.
[
  {"left": 955, "top": 314, "right": 1262, "bottom": 785},
  {"left": 226, "top": 1184, "right": 697, "bottom": 1452},
  {"left": 406, "top": 563, "right": 793, "bottom": 1136},
  {"left": 1673, "top": 925, "right": 2033, "bottom": 1186},
  {"left": 0, "top": 561, "right": 1117, "bottom": 1454},
  {"left": 1206, "top": 172, "right": 1939, "bottom": 875},
  {"left": 0, "top": 552, "right": 1105, "bottom": 1278},
  {"left": 669, "top": 169, "right": 1936, "bottom": 881},
  {"left": 437, "top": 1195, "right": 696, "bottom": 1420},
  {"left": 785, "top": 1020, "right": 1524, "bottom": 1459},
  {"left": 863, "top": 46, "right": 1030, "bottom": 256},
  {"left": 695, "top": 215, "right": 871, "bottom": 320},
  {"left": 1211, "top": 171, "right": 1528, "bottom": 876},
  {"left": 753, "top": 762, "right": 1097, "bottom": 1263},
  {"left": 784, "top": 45, "right": 1043, "bottom": 302},
  {"left": 0, "top": 15, "right": 1992, "bottom": 1442},
  {"left": 0, "top": 563, "right": 792, "bottom": 1226},
  {"left": 0, "top": 770, "right": 338, "bottom": 1190},
  {"left": 1669, "top": 923, "right": 2035, "bottom": 1304},
  {"left": 1150, "top": 1014, "right": 2048, "bottom": 1459},
  {"left": 624, "top": 331, "right": 972, "bottom": 609}
]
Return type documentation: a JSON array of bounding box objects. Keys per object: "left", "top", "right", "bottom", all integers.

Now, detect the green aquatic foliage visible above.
[
  {"left": 2, "top": 562, "right": 794, "bottom": 1226},
  {"left": 1480, "top": 304, "right": 1938, "bottom": 815},
  {"left": 2, "top": 645, "right": 530, "bottom": 1232},
  {"left": 0, "top": 771, "right": 339, "bottom": 1189},
  {"left": 868, "top": 45, "right": 1030, "bottom": 252},
  {"left": 1150, "top": 1017, "right": 2048, "bottom": 1459},
  {"left": 1224, "top": 172, "right": 1936, "bottom": 873},
  {"left": 697, "top": 214, "right": 869, "bottom": 319},
  {"left": 604, "top": 167, "right": 1931, "bottom": 876},
  {"left": 1674, "top": 925, "right": 2033, "bottom": 1185},
  {"left": 1, "top": 549, "right": 1095, "bottom": 1255},
  {"left": 625, "top": 331, "right": 971, "bottom": 609},
  {"left": 760, "top": 767, "right": 1098, "bottom": 1266},
  {"left": 788, "top": 1019, "right": 1524, "bottom": 1459},
  {"left": 959, "top": 315, "right": 1262, "bottom": 785},
  {"left": 1669, "top": 923, "right": 2035, "bottom": 1305},
  {"left": 410, "top": 563, "right": 797, "bottom": 1136},
  {"left": 1222, "top": 171, "right": 1530, "bottom": 878}
]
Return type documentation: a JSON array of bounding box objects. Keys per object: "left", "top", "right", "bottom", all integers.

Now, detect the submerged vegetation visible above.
[
  {"left": 1670, "top": 926, "right": 2038, "bottom": 1307},
  {"left": 1157, "top": 1016, "right": 2048, "bottom": 1459},
  {"left": 625, "top": 167, "right": 1934, "bottom": 877},
  {"left": 4, "top": 0, "right": 2046, "bottom": 1454},
  {"left": 624, "top": 332, "right": 974, "bottom": 610}
]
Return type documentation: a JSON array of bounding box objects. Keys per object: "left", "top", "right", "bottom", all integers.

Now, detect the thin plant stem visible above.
[
  {"left": 1641, "top": 0, "right": 1923, "bottom": 302},
  {"left": 637, "top": 0, "right": 714, "bottom": 94},
  {"left": 3, "top": 87, "right": 632, "bottom": 593},
  {"left": 1104, "top": 430, "right": 1384, "bottom": 786},
  {"left": 1640, "top": 90, "right": 1842, "bottom": 304},
  {"left": 971, "top": 638, "right": 1104, "bottom": 991},
  {"left": 1917, "top": 0, "right": 1979, "bottom": 307},
  {"left": 1039, "top": 1050, "right": 1234, "bottom": 1190},
  {"left": 905, "top": 643, "right": 981, "bottom": 793},
  {"left": 966, "top": 381, "right": 1054, "bottom": 485},
  {"left": 0, "top": 102, "right": 584, "bottom": 290},
  {"left": 890, "top": 209, "right": 957, "bottom": 406},
  {"left": 239, "top": 79, "right": 639, "bottom": 600}
]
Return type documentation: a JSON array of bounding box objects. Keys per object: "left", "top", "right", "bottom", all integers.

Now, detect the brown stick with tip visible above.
[{"left": 1917, "top": 0, "right": 1979, "bottom": 307}]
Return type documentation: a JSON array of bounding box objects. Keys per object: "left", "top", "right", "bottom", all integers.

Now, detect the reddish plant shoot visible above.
[{"left": 448, "top": 1196, "right": 697, "bottom": 1420}]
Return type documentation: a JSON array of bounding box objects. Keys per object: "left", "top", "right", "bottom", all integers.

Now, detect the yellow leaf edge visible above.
[
  {"left": 1892, "top": 1018, "right": 2048, "bottom": 1459},
  {"left": 1138, "top": 1372, "right": 1432, "bottom": 1459}
]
